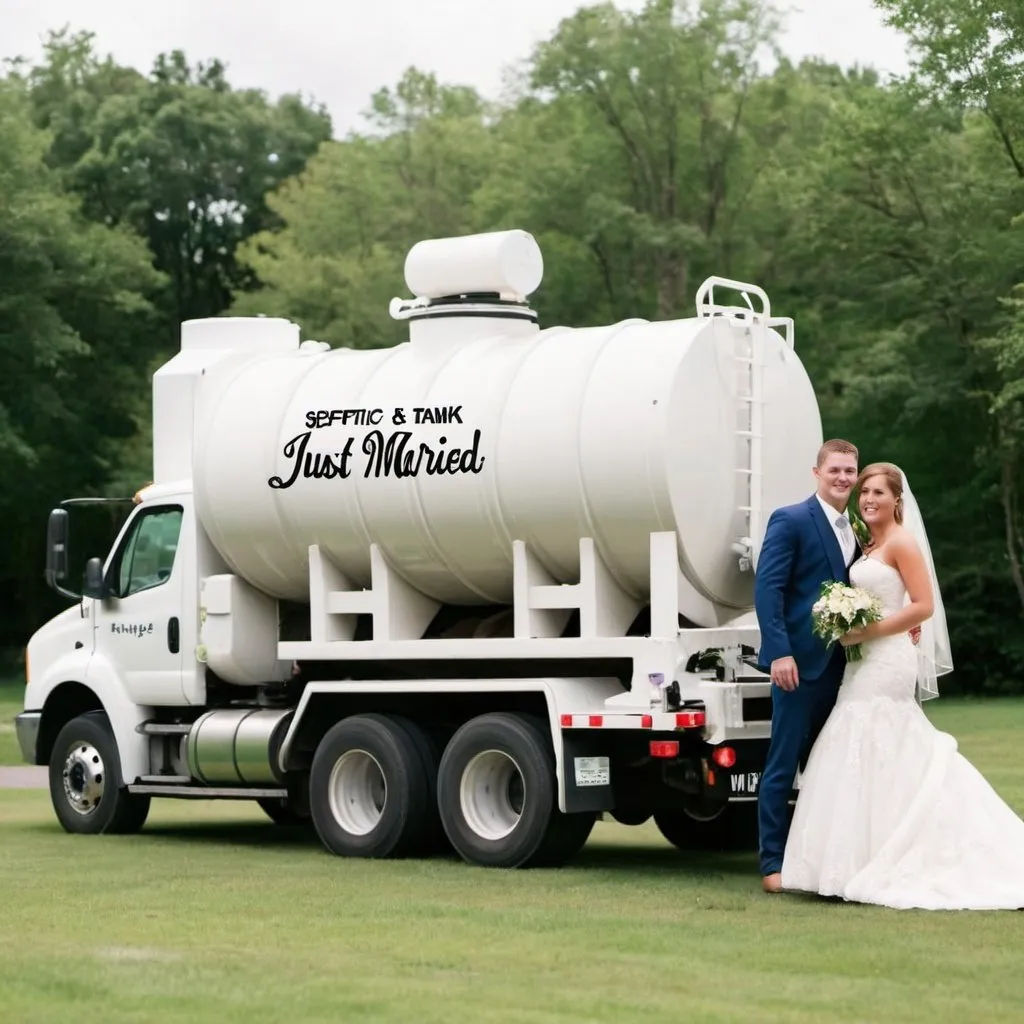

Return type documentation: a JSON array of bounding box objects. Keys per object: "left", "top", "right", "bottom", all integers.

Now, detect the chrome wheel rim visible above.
[{"left": 62, "top": 741, "right": 105, "bottom": 817}]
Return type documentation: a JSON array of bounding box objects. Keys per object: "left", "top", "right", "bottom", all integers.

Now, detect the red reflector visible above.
[
  {"left": 588, "top": 715, "right": 603, "bottom": 727},
  {"left": 640, "top": 715, "right": 653, "bottom": 728},
  {"left": 676, "top": 711, "right": 706, "bottom": 729},
  {"left": 650, "top": 740, "right": 680, "bottom": 758},
  {"left": 712, "top": 746, "right": 737, "bottom": 768},
  {"left": 560, "top": 714, "right": 573, "bottom": 728},
  {"left": 707, "top": 769, "right": 716, "bottom": 786}
]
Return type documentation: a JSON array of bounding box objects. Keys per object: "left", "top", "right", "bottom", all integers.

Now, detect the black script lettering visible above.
[
  {"left": 458, "top": 429, "right": 485, "bottom": 472},
  {"left": 269, "top": 431, "right": 311, "bottom": 489},
  {"left": 269, "top": 432, "right": 354, "bottom": 489},
  {"left": 361, "top": 429, "right": 486, "bottom": 479},
  {"left": 362, "top": 431, "right": 413, "bottom": 478}
]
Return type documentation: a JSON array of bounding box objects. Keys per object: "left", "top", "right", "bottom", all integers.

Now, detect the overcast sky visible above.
[{"left": 2, "top": 0, "right": 911, "bottom": 136}]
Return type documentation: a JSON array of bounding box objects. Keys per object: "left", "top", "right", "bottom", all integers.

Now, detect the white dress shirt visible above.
[{"left": 816, "top": 495, "right": 857, "bottom": 566}]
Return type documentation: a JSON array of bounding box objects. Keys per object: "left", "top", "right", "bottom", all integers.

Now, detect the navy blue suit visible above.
[{"left": 753, "top": 494, "right": 858, "bottom": 876}]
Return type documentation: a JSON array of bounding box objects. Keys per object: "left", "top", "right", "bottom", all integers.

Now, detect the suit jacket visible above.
[{"left": 754, "top": 494, "right": 859, "bottom": 681}]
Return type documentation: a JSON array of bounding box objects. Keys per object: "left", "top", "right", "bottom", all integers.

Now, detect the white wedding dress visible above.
[{"left": 781, "top": 555, "right": 1024, "bottom": 910}]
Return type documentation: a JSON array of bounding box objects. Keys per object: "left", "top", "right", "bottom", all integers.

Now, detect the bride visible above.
[{"left": 780, "top": 462, "right": 1024, "bottom": 910}]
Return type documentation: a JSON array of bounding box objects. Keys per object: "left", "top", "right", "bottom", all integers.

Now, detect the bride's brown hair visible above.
[{"left": 856, "top": 462, "right": 904, "bottom": 524}]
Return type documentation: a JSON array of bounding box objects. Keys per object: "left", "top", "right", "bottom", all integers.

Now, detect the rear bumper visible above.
[{"left": 14, "top": 711, "right": 41, "bottom": 765}]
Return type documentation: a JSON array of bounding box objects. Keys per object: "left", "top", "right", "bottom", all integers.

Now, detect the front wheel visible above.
[{"left": 48, "top": 712, "right": 150, "bottom": 835}]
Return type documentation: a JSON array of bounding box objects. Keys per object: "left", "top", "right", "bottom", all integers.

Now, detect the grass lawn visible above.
[{"left": 1, "top": 697, "right": 1023, "bottom": 1023}]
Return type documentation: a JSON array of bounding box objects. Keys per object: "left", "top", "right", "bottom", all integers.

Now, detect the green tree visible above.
[
  {"left": 0, "top": 74, "right": 163, "bottom": 643},
  {"left": 522, "top": 0, "right": 784, "bottom": 319},
  {"left": 24, "top": 30, "right": 333, "bottom": 339},
  {"left": 871, "top": 0, "right": 1024, "bottom": 682},
  {"left": 756, "top": 73, "right": 1024, "bottom": 689},
  {"left": 233, "top": 68, "right": 492, "bottom": 346},
  {"left": 876, "top": 0, "right": 1024, "bottom": 176}
]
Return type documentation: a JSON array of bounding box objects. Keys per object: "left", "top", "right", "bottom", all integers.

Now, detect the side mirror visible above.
[
  {"left": 44, "top": 508, "right": 82, "bottom": 600},
  {"left": 82, "top": 557, "right": 108, "bottom": 601}
]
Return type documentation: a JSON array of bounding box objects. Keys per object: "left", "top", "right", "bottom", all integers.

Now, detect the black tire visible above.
[
  {"left": 387, "top": 714, "right": 448, "bottom": 856},
  {"left": 654, "top": 800, "right": 759, "bottom": 853},
  {"left": 257, "top": 797, "right": 310, "bottom": 826},
  {"left": 48, "top": 712, "right": 151, "bottom": 836},
  {"left": 258, "top": 773, "right": 312, "bottom": 826},
  {"left": 504, "top": 714, "right": 596, "bottom": 867},
  {"left": 529, "top": 806, "right": 597, "bottom": 868},
  {"left": 610, "top": 808, "right": 652, "bottom": 827},
  {"left": 309, "top": 713, "right": 433, "bottom": 858},
  {"left": 437, "top": 712, "right": 591, "bottom": 869}
]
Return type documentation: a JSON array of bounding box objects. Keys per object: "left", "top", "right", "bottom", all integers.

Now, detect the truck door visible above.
[{"left": 93, "top": 503, "right": 186, "bottom": 704}]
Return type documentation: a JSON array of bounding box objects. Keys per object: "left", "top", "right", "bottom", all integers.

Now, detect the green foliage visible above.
[
  {"left": 0, "top": 73, "right": 163, "bottom": 640},
  {"left": 0, "top": 29, "right": 331, "bottom": 645},
  {"left": 25, "top": 31, "right": 333, "bottom": 336},
  {"left": 232, "top": 67, "right": 492, "bottom": 345},
  {"left": 3, "top": 2, "right": 1024, "bottom": 692}
]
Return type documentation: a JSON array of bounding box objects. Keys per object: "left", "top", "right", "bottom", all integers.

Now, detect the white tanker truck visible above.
[{"left": 16, "top": 229, "right": 822, "bottom": 868}]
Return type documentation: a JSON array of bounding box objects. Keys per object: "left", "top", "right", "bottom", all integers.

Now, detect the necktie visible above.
[{"left": 835, "top": 516, "right": 851, "bottom": 558}]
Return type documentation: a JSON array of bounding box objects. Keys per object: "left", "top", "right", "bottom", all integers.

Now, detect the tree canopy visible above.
[{"left": 3, "top": 2, "right": 1022, "bottom": 692}]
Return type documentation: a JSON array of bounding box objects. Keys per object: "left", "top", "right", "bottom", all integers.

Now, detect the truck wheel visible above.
[
  {"left": 654, "top": 801, "right": 759, "bottom": 852},
  {"left": 610, "top": 808, "right": 652, "bottom": 827},
  {"left": 437, "top": 712, "right": 592, "bottom": 869},
  {"left": 257, "top": 797, "right": 310, "bottom": 826},
  {"left": 387, "top": 714, "right": 448, "bottom": 855},
  {"left": 309, "top": 714, "right": 432, "bottom": 858},
  {"left": 528, "top": 805, "right": 597, "bottom": 867},
  {"left": 49, "top": 712, "right": 151, "bottom": 835},
  {"left": 258, "top": 773, "right": 312, "bottom": 826}
]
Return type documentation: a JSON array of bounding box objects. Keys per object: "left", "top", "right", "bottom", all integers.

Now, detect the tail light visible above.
[
  {"left": 649, "top": 740, "right": 680, "bottom": 758},
  {"left": 711, "top": 745, "right": 737, "bottom": 768}
]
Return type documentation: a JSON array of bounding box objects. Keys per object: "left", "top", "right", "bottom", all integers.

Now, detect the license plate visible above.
[
  {"left": 574, "top": 756, "right": 610, "bottom": 787},
  {"left": 729, "top": 771, "right": 761, "bottom": 796}
]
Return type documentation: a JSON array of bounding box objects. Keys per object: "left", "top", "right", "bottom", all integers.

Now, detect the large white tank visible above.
[{"left": 191, "top": 232, "right": 822, "bottom": 624}]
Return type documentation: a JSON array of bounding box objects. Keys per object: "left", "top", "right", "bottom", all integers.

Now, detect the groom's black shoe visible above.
[{"left": 762, "top": 873, "right": 783, "bottom": 893}]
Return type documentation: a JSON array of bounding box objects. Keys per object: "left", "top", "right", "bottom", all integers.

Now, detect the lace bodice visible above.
[{"left": 841, "top": 555, "right": 916, "bottom": 701}]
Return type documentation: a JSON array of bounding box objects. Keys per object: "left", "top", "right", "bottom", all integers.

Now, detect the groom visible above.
[{"left": 754, "top": 438, "right": 861, "bottom": 894}]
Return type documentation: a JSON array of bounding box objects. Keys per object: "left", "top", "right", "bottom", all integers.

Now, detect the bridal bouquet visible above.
[{"left": 811, "top": 581, "right": 884, "bottom": 663}]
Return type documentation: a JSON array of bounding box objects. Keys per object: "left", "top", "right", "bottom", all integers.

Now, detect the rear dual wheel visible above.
[
  {"left": 308, "top": 711, "right": 594, "bottom": 869},
  {"left": 308, "top": 713, "right": 443, "bottom": 858},
  {"left": 654, "top": 799, "right": 759, "bottom": 852},
  {"left": 437, "top": 713, "right": 595, "bottom": 869}
]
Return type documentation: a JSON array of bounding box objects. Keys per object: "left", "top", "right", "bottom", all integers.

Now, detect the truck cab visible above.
[{"left": 18, "top": 486, "right": 200, "bottom": 808}]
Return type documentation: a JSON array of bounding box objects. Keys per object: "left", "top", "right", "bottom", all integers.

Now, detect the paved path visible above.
[{"left": 0, "top": 766, "right": 47, "bottom": 788}]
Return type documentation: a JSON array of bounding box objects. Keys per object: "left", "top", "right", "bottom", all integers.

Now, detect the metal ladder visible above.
[
  {"left": 734, "top": 321, "right": 763, "bottom": 572},
  {"left": 694, "top": 276, "right": 795, "bottom": 572}
]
